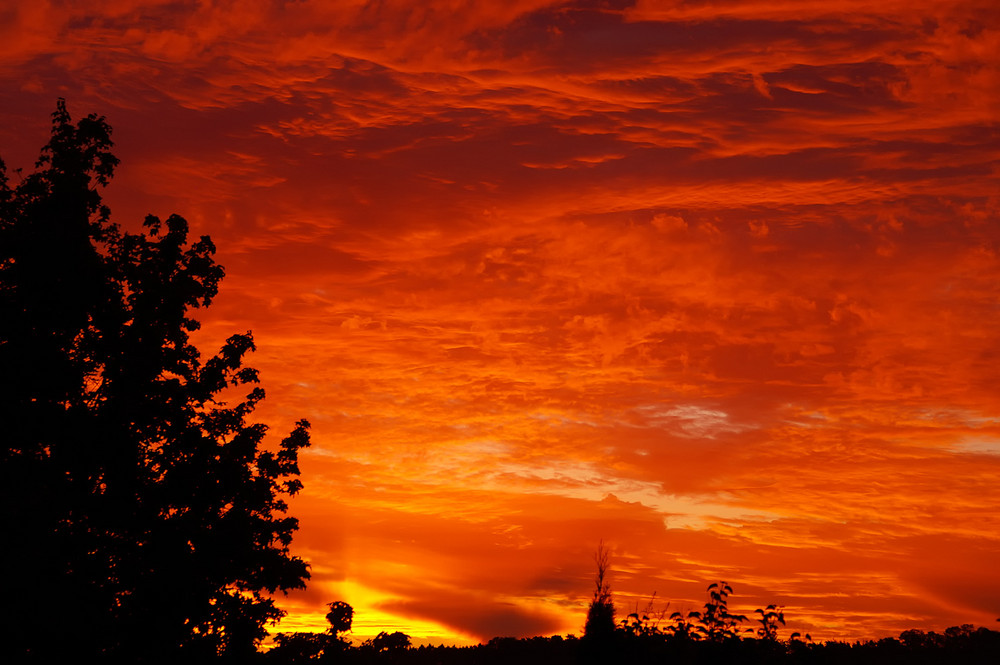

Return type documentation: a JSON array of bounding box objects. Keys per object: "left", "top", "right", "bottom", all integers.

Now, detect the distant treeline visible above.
[
  {"left": 264, "top": 625, "right": 1000, "bottom": 665},
  {"left": 263, "top": 548, "right": 999, "bottom": 664}
]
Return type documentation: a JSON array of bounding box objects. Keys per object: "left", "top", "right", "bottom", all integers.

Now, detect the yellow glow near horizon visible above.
[{"left": 272, "top": 580, "right": 482, "bottom": 646}]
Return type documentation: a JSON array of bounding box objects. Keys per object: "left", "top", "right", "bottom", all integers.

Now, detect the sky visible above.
[{"left": 2, "top": 0, "right": 999, "bottom": 646}]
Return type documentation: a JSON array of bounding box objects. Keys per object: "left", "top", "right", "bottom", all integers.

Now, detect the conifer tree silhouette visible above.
[{"left": 584, "top": 541, "right": 615, "bottom": 639}]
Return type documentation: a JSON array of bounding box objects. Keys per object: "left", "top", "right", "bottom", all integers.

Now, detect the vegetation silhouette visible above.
[
  {"left": 270, "top": 601, "right": 354, "bottom": 663},
  {"left": 583, "top": 541, "right": 615, "bottom": 635},
  {"left": 271, "top": 601, "right": 413, "bottom": 663},
  {"left": 266, "top": 596, "right": 999, "bottom": 665},
  {"left": 1, "top": 100, "right": 310, "bottom": 662},
  {"left": 581, "top": 541, "right": 615, "bottom": 663}
]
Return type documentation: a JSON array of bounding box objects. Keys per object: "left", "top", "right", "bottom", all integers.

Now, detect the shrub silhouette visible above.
[
  {"left": 755, "top": 604, "right": 786, "bottom": 641},
  {"left": 0, "top": 100, "right": 310, "bottom": 662},
  {"left": 697, "top": 581, "right": 749, "bottom": 642}
]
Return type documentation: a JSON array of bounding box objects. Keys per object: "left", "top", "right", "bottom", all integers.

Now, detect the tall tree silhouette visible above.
[
  {"left": 0, "top": 100, "right": 310, "bottom": 662},
  {"left": 581, "top": 541, "right": 617, "bottom": 665},
  {"left": 584, "top": 541, "right": 616, "bottom": 639}
]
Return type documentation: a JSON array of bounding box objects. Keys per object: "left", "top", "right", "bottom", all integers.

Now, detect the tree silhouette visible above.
[
  {"left": 0, "top": 99, "right": 310, "bottom": 662},
  {"left": 365, "top": 631, "right": 412, "bottom": 653},
  {"left": 582, "top": 539, "right": 616, "bottom": 665},
  {"left": 325, "top": 599, "right": 356, "bottom": 658},
  {"left": 327, "top": 600, "right": 356, "bottom": 637},
  {"left": 583, "top": 541, "right": 615, "bottom": 641},
  {"left": 270, "top": 600, "right": 359, "bottom": 663}
]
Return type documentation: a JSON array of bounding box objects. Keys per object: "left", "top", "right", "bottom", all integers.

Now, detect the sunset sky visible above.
[{"left": 2, "top": 0, "right": 999, "bottom": 646}]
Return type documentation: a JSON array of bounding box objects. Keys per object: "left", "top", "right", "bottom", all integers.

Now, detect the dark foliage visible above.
[
  {"left": 606, "top": 581, "right": 998, "bottom": 665},
  {"left": 0, "top": 100, "right": 310, "bottom": 662},
  {"left": 269, "top": 600, "right": 356, "bottom": 663},
  {"left": 264, "top": 626, "right": 1000, "bottom": 665},
  {"left": 267, "top": 586, "right": 993, "bottom": 665},
  {"left": 755, "top": 603, "right": 786, "bottom": 640},
  {"left": 327, "top": 601, "right": 356, "bottom": 636},
  {"left": 581, "top": 541, "right": 615, "bottom": 664}
]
